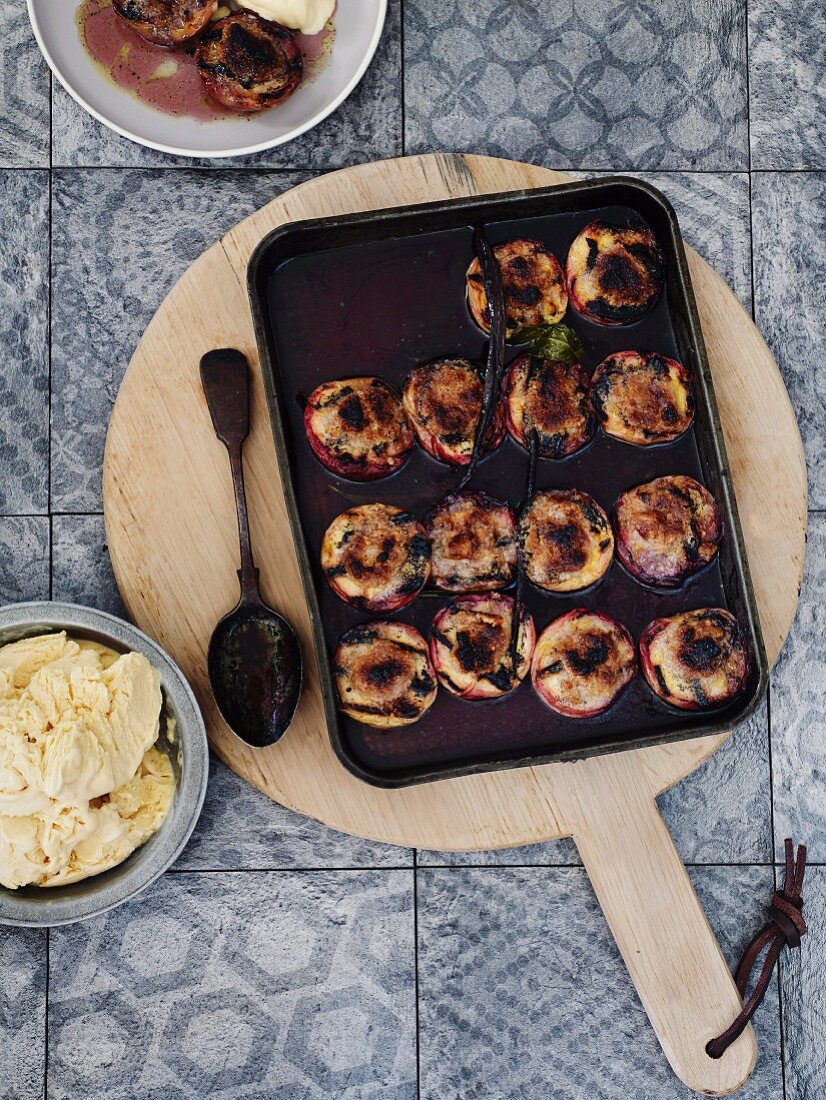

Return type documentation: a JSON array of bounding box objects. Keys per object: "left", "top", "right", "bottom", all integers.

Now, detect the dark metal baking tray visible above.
[{"left": 248, "top": 176, "right": 768, "bottom": 788}]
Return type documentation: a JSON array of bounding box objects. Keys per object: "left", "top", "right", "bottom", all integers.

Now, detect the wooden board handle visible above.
[{"left": 570, "top": 767, "right": 756, "bottom": 1095}]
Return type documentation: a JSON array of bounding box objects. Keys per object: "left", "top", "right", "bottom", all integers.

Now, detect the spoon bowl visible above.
[{"left": 200, "top": 348, "right": 303, "bottom": 747}]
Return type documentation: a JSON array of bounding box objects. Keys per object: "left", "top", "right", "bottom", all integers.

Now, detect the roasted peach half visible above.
[
  {"left": 613, "top": 475, "right": 722, "bottom": 587},
  {"left": 566, "top": 219, "right": 664, "bottom": 325},
  {"left": 591, "top": 350, "right": 694, "bottom": 446},
  {"left": 531, "top": 609, "right": 636, "bottom": 717},
  {"left": 334, "top": 621, "right": 437, "bottom": 728},
  {"left": 304, "top": 377, "right": 414, "bottom": 481},
  {"left": 197, "top": 14, "right": 303, "bottom": 112},
  {"left": 466, "top": 238, "right": 568, "bottom": 337},
  {"left": 640, "top": 608, "right": 748, "bottom": 710},
  {"left": 430, "top": 593, "right": 536, "bottom": 700},
  {"left": 426, "top": 491, "right": 517, "bottom": 593},
  {"left": 503, "top": 353, "right": 596, "bottom": 459},
  {"left": 112, "top": 0, "right": 217, "bottom": 46},
  {"left": 320, "top": 503, "right": 431, "bottom": 613},
  {"left": 520, "top": 489, "right": 613, "bottom": 593},
  {"left": 402, "top": 358, "right": 505, "bottom": 466}
]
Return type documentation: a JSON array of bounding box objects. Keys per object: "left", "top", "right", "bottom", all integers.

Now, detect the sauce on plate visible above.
[{"left": 76, "top": 0, "right": 335, "bottom": 122}]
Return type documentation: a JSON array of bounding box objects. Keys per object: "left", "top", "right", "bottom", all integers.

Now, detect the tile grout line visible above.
[
  {"left": 45, "top": 64, "right": 53, "bottom": 1100},
  {"left": 43, "top": 929, "right": 49, "bottom": 1100},
  {"left": 413, "top": 848, "right": 421, "bottom": 1100},
  {"left": 165, "top": 860, "right": 826, "bottom": 873}
]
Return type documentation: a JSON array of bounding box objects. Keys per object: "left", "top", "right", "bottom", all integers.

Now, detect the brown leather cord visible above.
[{"left": 706, "top": 839, "right": 807, "bottom": 1059}]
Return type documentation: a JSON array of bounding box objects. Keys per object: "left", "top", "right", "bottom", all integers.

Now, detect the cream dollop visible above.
[
  {"left": 236, "top": 0, "right": 334, "bottom": 34},
  {"left": 0, "top": 633, "right": 175, "bottom": 890}
]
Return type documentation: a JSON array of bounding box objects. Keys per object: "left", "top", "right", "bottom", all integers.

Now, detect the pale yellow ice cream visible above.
[
  {"left": 236, "top": 0, "right": 334, "bottom": 34},
  {"left": 0, "top": 633, "right": 175, "bottom": 890}
]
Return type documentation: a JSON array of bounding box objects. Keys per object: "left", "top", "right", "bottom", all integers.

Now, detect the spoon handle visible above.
[{"left": 200, "top": 349, "right": 260, "bottom": 604}]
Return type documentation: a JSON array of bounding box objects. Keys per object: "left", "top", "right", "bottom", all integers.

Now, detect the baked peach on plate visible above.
[
  {"left": 197, "top": 13, "right": 303, "bottom": 112},
  {"left": 320, "top": 503, "right": 431, "bottom": 612},
  {"left": 639, "top": 608, "right": 748, "bottom": 710},
  {"left": 613, "top": 475, "right": 722, "bottom": 587},
  {"left": 520, "top": 489, "right": 613, "bottom": 593},
  {"left": 531, "top": 609, "right": 636, "bottom": 717},
  {"left": 430, "top": 593, "right": 535, "bottom": 700},
  {"left": 334, "top": 621, "right": 437, "bottom": 728},
  {"left": 112, "top": 0, "right": 217, "bottom": 46}
]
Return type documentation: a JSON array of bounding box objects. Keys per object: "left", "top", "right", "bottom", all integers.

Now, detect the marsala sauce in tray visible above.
[
  {"left": 76, "top": 0, "right": 334, "bottom": 122},
  {"left": 256, "top": 191, "right": 766, "bottom": 785}
]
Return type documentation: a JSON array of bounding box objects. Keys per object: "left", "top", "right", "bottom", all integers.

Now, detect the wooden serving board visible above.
[{"left": 104, "top": 154, "right": 807, "bottom": 1095}]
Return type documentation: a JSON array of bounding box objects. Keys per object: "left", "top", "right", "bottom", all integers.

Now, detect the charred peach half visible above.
[
  {"left": 430, "top": 594, "right": 536, "bottom": 700},
  {"left": 591, "top": 350, "right": 694, "bottom": 446},
  {"left": 503, "top": 353, "right": 596, "bottom": 459},
  {"left": 304, "top": 377, "right": 414, "bottom": 481},
  {"left": 113, "top": 0, "right": 217, "bottom": 46},
  {"left": 531, "top": 609, "right": 636, "bottom": 717},
  {"left": 613, "top": 475, "right": 723, "bottom": 587},
  {"left": 566, "top": 219, "right": 664, "bottom": 325},
  {"left": 640, "top": 608, "right": 748, "bottom": 710},
  {"left": 466, "top": 239, "right": 568, "bottom": 337},
  {"left": 426, "top": 491, "right": 517, "bottom": 593},
  {"left": 334, "top": 621, "right": 437, "bottom": 729},
  {"left": 520, "top": 489, "right": 613, "bottom": 593},
  {"left": 402, "top": 358, "right": 505, "bottom": 466},
  {"left": 197, "top": 14, "right": 303, "bottom": 112},
  {"left": 320, "top": 503, "right": 431, "bottom": 613}
]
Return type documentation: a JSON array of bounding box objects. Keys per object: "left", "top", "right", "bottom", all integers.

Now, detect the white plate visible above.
[{"left": 27, "top": 0, "right": 387, "bottom": 158}]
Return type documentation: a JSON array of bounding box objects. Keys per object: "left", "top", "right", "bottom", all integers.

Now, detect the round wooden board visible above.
[{"left": 105, "top": 154, "right": 806, "bottom": 1094}]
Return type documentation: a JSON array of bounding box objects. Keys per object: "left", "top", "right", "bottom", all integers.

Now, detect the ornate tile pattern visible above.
[
  {"left": 749, "top": 0, "right": 826, "bottom": 169},
  {"left": 51, "top": 0, "right": 401, "bottom": 169},
  {"left": 0, "top": 8, "right": 49, "bottom": 168},
  {"left": 0, "top": 517, "right": 50, "bottom": 603},
  {"left": 752, "top": 172, "right": 826, "bottom": 508},
  {"left": 404, "top": 0, "right": 748, "bottom": 170},
  {"left": 52, "top": 514, "right": 126, "bottom": 616},
  {"left": 417, "top": 866, "right": 782, "bottom": 1099},
  {"left": 770, "top": 515, "right": 826, "bottom": 860},
  {"left": 0, "top": 171, "right": 49, "bottom": 514},
  {"left": 0, "top": 928, "right": 46, "bottom": 1100},
  {"left": 48, "top": 871, "right": 417, "bottom": 1099},
  {"left": 51, "top": 170, "right": 313, "bottom": 512},
  {"left": 781, "top": 867, "right": 826, "bottom": 1100}
]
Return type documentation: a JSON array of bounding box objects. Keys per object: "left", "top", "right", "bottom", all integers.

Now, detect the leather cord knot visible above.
[{"left": 706, "top": 839, "right": 807, "bottom": 1060}]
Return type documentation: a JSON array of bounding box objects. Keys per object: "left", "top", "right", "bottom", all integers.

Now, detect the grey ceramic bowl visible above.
[{"left": 0, "top": 602, "right": 208, "bottom": 927}]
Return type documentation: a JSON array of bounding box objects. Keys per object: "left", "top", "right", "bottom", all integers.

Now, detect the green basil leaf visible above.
[{"left": 511, "top": 322, "right": 584, "bottom": 365}]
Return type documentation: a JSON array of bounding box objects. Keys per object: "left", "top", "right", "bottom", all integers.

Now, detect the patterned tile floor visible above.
[{"left": 0, "top": 1, "right": 824, "bottom": 1096}]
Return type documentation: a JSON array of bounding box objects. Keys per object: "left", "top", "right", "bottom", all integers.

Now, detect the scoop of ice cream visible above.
[
  {"left": 235, "top": 0, "right": 334, "bottom": 34},
  {"left": 0, "top": 633, "right": 174, "bottom": 890}
]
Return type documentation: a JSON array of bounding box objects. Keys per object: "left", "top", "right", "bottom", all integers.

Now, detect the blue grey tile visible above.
[
  {"left": 771, "top": 514, "right": 826, "bottom": 860},
  {"left": 180, "top": 755, "right": 412, "bottom": 870},
  {"left": 749, "top": 0, "right": 825, "bottom": 169},
  {"left": 0, "top": 517, "right": 50, "bottom": 603},
  {"left": 0, "top": 928, "right": 46, "bottom": 1100},
  {"left": 752, "top": 172, "right": 826, "bottom": 508},
  {"left": 0, "top": 171, "right": 49, "bottom": 513},
  {"left": 404, "top": 0, "right": 748, "bottom": 170},
  {"left": 52, "top": 513, "right": 126, "bottom": 616},
  {"left": 418, "top": 865, "right": 782, "bottom": 1099},
  {"left": 52, "top": 0, "right": 400, "bottom": 169},
  {"left": 48, "top": 870, "right": 416, "bottom": 1099},
  {"left": 781, "top": 866, "right": 826, "bottom": 1100},
  {"left": 419, "top": 695, "right": 770, "bottom": 868},
  {"left": 0, "top": 8, "right": 50, "bottom": 168},
  {"left": 50, "top": 169, "right": 313, "bottom": 512}
]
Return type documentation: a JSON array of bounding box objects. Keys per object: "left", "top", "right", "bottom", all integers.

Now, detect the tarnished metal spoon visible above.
[{"left": 200, "top": 348, "right": 302, "bottom": 747}]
